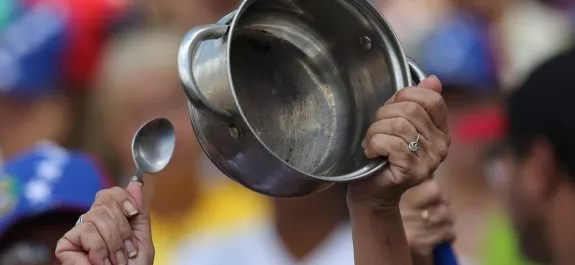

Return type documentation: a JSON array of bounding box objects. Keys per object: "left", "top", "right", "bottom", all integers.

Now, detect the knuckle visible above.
[
  {"left": 437, "top": 137, "right": 450, "bottom": 160},
  {"left": 404, "top": 102, "right": 422, "bottom": 118},
  {"left": 94, "top": 190, "right": 106, "bottom": 201},
  {"left": 414, "top": 166, "right": 430, "bottom": 182},
  {"left": 89, "top": 246, "right": 108, "bottom": 264},
  {"left": 368, "top": 135, "right": 384, "bottom": 153},
  {"left": 428, "top": 92, "right": 446, "bottom": 110},
  {"left": 395, "top": 87, "right": 413, "bottom": 102},
  {"left": 84, "top": 222, "right": 99, "bottom": 234},
  {"left": 87, "top": 207, "right": 107, "bottom": 221},
  {"left": 391, "top": 137, "right": 407, "bottom": 153},
  {"left": 94, "top": 191, "right": 113, "bottom": 206},
  {"left": 428, "top": 153, "right": 442, "bottom": 172},
  {"left": 375, "top": 106, "right": 387, "bottom": 120},
  {"left": 108, "top": 186, "right": 124, "bottom": 195},
  {"left": 394, "top": 117, "right": 412, "bottom": 135},
  {"left": 108, "top": 233, "right": 123, "bottom": 248},
  {"left": 426, "top": 181, "right": 442, "bottom": 200},
  {"left": 118, "top": 219, "right": 132, "bottom": 238}
]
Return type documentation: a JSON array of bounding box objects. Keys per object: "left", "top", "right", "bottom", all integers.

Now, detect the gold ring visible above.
[{"left": 421, "top": 209, "right": 430, "bottom": 224}]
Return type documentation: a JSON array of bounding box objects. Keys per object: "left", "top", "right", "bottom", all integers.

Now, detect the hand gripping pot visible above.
[{"left": 178, "top": 0, "right": 428, "bottom": 198}]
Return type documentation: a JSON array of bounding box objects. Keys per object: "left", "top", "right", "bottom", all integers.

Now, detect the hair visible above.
[
  {"left": 506, "top": 47, "right": 575, "bottom": 179},
  {"left": 80, "top": 27, "right": 182, "bottom": 181},
  {"left": 0, "top": 211, "right": 79, "bottom": 251}
]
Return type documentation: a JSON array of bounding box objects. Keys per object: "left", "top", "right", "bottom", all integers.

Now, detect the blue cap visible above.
[
  {"left": 0, "top": 142, "right": 110, "bottom": 236},
  {"left": 0, "top": 0, "right": 130, "bottom": 99},
  {"left": 417, "top": 11, "right": 499, "bottom": 92}
]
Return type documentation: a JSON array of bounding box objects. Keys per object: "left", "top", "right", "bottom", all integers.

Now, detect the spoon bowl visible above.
[{"left": 131, "top": 118, "right": 176, "bottom": 179}]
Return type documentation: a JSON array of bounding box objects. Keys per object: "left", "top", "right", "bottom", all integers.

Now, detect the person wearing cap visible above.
[
  {"left": 0, "top": 142, "right": 111, "bottom": 265},
  {"left": 0, "top": 0, "right": 130, "bottom": 159},
  {"left": 482, "top": 47, "right": 575, "bottom": 265}
]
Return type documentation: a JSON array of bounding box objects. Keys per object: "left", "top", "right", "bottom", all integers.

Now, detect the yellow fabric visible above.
[
  {"left": 150, "top": 180, "right": 270, "bottom": 265},
  {"left": 480, "top": 209, "right": 538, "bottom": 265}
]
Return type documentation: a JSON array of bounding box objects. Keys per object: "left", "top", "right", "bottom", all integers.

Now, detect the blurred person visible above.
[
  {"left": 0, "top": 0, "right": 130, "bottom": 159},
  {"left": 417, "top": 3, "right": 567, "bottom": 260},
  {"left": 483, "top": 48, "right": 575, "bottom": 265},
  {"left": 419, "top": 0, "right": 572, "bottom": 91},
  {"left": 0, "top": 142, "right": 111, "bottom": 265},
  {"left": 83, "top": 28, "right": 269, "bottom": 265},
  {"left": 418, "top": 18, "right": 505, "bottom": 262},
  {"left": 141, "top": 0, "right": 239, "bottom": 32},
  {"left": 173, "top": 180, "right": 454, "bottom": 265},
  {"left": 55, "top": 76, "right": 453, "bottom": 265},
  {"left": 481, "top": 137, "right": 538, "bottom": 265},
  {"left": 376, "top": 0, "right": 451, "bottom": 55},
  {"left": 431, "top": 86, "right": 503, "bottom": 265}
]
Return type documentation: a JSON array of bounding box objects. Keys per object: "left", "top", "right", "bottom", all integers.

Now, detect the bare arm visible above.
[
  {"left": 349, "top": 202, "right": 412, "bottom": 265},
  {"left": 347, "top": 76, "right": 450, "bottom": 265}
]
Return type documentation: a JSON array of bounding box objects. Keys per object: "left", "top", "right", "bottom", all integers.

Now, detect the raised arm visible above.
[{"left": 347, "top": 76, "right": 450, "bottom": 265}]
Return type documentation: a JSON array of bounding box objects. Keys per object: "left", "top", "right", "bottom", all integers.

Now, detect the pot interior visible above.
[{"left": 229, "top": 0, "right": 400, "bottom": 178}]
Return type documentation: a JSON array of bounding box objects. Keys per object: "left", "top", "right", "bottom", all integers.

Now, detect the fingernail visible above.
[
  {"left": 104, "top": 258, "right": 112, "bottom": 265},
  {"left": 123, "top": 201, "right": 138, "bottom": 216},
  {"left": 361, "top": 139, "right": 366, "bottom": 149},
  {"left": 124, "top": 239, "right": 138, "bottom": 258},
  {"left": 116, "top": 250, "right": 127, "bottom": 265}
]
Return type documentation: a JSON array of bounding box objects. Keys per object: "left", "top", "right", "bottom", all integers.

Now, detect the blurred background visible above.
[{"left": 0, "top": 0, "right": 574, "bottom": 264}]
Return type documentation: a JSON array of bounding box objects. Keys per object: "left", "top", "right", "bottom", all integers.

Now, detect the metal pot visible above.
[{"left": 178, "top": 0, "right": 427, "bottom": 197}]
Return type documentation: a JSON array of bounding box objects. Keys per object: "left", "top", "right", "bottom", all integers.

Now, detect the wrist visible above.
[{"left": 347, "top": 191, "right": 402, "bottom": 214}]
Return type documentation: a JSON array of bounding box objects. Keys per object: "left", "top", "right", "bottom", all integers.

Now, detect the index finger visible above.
[
  {"left": 393, "top": 86, "right": 448, "bottom": 133},
  {"left": 94, "top": 187, "right": 139, "bottom": 218}
]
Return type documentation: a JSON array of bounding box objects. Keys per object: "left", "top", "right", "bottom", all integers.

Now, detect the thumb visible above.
[
  {"left": 125, "top": 181, "right": 152, "bottom": 241},
  {"left": 417, "top": 75, "right": 442, "bottom": 94},
  {"left": 126, "top": 181, "right": 146, "bottom": 211}
]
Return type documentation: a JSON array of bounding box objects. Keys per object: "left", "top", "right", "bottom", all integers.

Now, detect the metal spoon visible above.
[{"left": 130, "top": 118, "right": 176, "bottom": 184}]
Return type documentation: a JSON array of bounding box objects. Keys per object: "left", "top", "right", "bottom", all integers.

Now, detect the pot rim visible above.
[{"left": 225, "top": 0, "right": 412, "bottom": 182}]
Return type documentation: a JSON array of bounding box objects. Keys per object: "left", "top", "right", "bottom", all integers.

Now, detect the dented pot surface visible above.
[{"left": 178, "top": 0, "right": 426, "bottom": 197}]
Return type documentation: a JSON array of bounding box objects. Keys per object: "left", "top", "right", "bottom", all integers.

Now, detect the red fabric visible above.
[
  {"left": 453, "top": 107, "right": 507, "bottom": 143},
  {"left": 60, "top": 0, "right": 129, "bottom": 88},
  {"left": 21, "top": 0, "right": 130, "bottom": 89}
]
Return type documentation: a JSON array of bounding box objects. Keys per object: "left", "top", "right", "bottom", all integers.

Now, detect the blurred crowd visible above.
[{"left": 1, "top": 0, "right": 575, "bottom": 264}]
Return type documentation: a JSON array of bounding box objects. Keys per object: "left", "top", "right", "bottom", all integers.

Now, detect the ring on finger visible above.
[
  {"left": 421, "top": 209, "right": 431, "bottom": 226},
  {"left": 75, "top": 214, "right": 85, "bottom": 227},
  {"left": 408, "top": 134, "right": 421, "bottom": 152}
]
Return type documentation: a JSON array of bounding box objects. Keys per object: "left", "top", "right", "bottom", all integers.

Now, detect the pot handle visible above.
[
  {"left": 407, "top": 57, "right": 427, "bottom": 85},
  {"left": 178, "top": 24, "right": 232, "bottom": 122}
]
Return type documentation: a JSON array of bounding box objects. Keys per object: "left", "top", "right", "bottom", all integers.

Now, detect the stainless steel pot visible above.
[{"left": 178, "top": 0, "right": 427, "bottom": 197}]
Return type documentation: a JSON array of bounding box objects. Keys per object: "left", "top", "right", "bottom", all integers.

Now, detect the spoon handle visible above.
[{"left": 130, "top": 170, "right": 145, "bottom": 185}]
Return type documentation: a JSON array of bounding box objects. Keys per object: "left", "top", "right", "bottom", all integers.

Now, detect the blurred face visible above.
[
  {"left": 103, "top": 67, "right": 202, "bottom": 179},
  {"left": 0, "top": 95, "right": 71, "bottom": 159},
  {"left": 484, "top": 146, "right": 552, "bottom": 263}
]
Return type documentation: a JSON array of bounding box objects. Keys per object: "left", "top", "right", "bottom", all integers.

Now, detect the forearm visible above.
[
  {"left": 349, "top": 202, "right": 412, "bottom": 265},
  {"left": 412, "top": 254, "right": 433, "bottom": 265}
]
